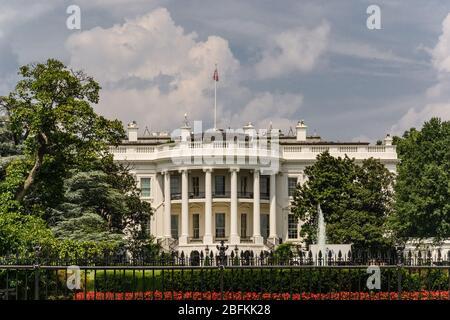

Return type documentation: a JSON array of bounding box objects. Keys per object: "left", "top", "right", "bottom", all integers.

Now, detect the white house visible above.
[{"left": 110, "top": 119, "right": 398, "bottom": 256}]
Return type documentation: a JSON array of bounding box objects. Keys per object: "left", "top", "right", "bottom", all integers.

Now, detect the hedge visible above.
[{"left": 91, "top": 268, "right": 450, "bottom": 293}]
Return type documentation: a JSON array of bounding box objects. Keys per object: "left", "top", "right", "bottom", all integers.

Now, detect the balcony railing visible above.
[
  {"left": 171, "top": 191, "right": 269, "bottom": 200},
  {"left": 238, "top": 192, "right": 253, "bottom": 198},
  {"left": 190, "top": 192, "right": 205, "bottom": 199},
  {"left": 212, "top": 191, "right": 231, "bottom": 198},
  {"left": 171, "top": 193, "right": 181, "bottom": 200},
  {"left": 260, "top": 192, "right": 270, "bottom": 200}
]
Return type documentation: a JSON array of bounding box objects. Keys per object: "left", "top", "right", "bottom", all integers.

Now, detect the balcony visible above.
[
  {"left": 171, "top": 191, "right": 270, "bottom": 200},
  {"left": 238, "top": 191, "right": 253, "bottom": 198},
  {"left": 190, "top": 192, "right": 205, "bottom": 199},
  {"left": 212, "top": 191, "right": 231, "bottom": 198},
  {"left": 171, "top": 193, "right": 181, "bottom": 200},
  {"left": 260, "top": 192, "right": 270, "bottom": 200},
  {"left": 171, "top": 192, "right": 206, "bottom": 200}
]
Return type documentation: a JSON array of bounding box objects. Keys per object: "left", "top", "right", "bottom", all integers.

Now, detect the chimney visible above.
[
  {"left": 295, "top": 120, "right": 307, "bottom": 141},
  {"left": 127, "top": 121, "right": 139, "bottom": 141},
  {"left": 384, "top": 134, "right": 393, "bottom": 146},
  {"left": 243, "top": 122, "right": 255, "bottom": 134},
  {"left": 243, "top": 122, "right": 256, "bottom": 139}
]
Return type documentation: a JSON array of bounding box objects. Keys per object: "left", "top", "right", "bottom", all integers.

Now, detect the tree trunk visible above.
[{"left": 15, "top": 144, "right": 45, "bottom": 202}]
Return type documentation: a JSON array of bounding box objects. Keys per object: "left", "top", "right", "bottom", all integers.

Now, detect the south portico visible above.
[{"left": 157, "top": 166, "right": 280, "bottom": 253}]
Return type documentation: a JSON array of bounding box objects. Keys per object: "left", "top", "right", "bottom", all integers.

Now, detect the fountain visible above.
[
  {"left": 317, "top": 203, "right": 326, "bottom": 257},
  {"left": 309, "top": 203, "right": 352, "bottom": 265}
]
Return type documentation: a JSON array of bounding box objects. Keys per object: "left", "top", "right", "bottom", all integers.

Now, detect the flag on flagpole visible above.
[{"left": 213, "top": 67, "right": 219, "bottom": 81}]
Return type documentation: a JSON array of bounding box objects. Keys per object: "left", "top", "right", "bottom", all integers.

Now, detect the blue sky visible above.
[{"left": 1, "top": 0, "right": 450, "bottom": 142}]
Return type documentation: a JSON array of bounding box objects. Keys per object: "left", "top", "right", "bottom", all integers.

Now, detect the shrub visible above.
[{"left": 91, "top": 268, "right": 450, "bottom": 294}]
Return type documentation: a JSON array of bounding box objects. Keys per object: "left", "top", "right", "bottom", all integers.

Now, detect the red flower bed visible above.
[{"left": 74, "top": 291, "right": 450, "bottom": 301}]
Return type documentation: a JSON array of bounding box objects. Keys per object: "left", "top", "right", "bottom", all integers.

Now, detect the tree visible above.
[
  {"left": 0, "top": 59, "right": 124, "bottom": 203},
  {"left": 391, "top": 117, "right": 450, "bottom": 241},
  {"left": 291, "top": 152, "right": 394, "bottom": 249},
  {"left": 0, "top": 212, "right": 54, "bottom": 255},
  {"left": 48, "top": 159, "right": 153, "bottom": 253},
  {"left": 0, "top": 59, "right": 156, "bottom": 255},
  {"left": 0, "top": 115, "right": 23, "bottom": 181}
]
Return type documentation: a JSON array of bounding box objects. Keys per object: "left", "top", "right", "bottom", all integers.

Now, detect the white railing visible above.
[
  {"left": 109, "top": 142, "right": 397, "bottom": 162},
  {"left": 284, "top": 146, "right": 302, "bottom": 153},
  {"left": 109, "top": 146, "right": 127, "bottom": 153},
  {"left": 368, "top": 146, "right": 386, "bottom": 152},
  {"left": 339, "top": 146, "right": 358, "bottom": 153},
  {"left": 136, "top": 146, "right": 155, "bottom": 153},
  {"left": 310, "top": 146, "right": 330, "bottom": 153}
]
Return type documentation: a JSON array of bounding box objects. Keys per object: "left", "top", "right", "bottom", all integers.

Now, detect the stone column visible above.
[
  {"left": 163, "top": 171, "right": 172, "bottom": 239},
  {"left": 203, "top": 168, "right": 213, "bottom": 244},
  {"left": 230, "top": 168, "right": 240, "bottom": 244},
  {"left": 269, "top": 173, "right": 277, "bottom": 240},
  {"left": 179, "top": 169, "right": 189, "bottom": 245},
  {"left": 253, "top": 169, "right": 263, "bottom": 244}
]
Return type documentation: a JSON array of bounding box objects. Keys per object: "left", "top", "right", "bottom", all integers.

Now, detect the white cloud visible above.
[
  {"left": 331, "top": 41, "right": 420, "bottom": 65},
  {"left": 66, "top": 8, "right": 243, "bottom": 130},
  {"left": 392, "top": 12, "right": 450, "bottom": 134},
  {"left": 67, "top": 8, "right": 240, "bottom": 84},
  {"left": 0, "top": 1, "right": 55, "bottom": 32},
  {"left": 65, "top": 7, "right": 306, "bottom": 132},
  {"left": 231, "top": 92, "right": 303, "bottom": 130},
  {"left": 254, "top": 22, "right": 330, "bottom": 79},
  {"left": 391, "top": 103, "right": 450, "bottom": 135},
  {"left": 432, "top": 13, "right": 450, "bottom": 73}
]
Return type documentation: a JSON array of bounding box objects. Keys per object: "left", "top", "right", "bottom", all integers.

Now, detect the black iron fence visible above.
[
  {"left": 2, "top": 247, "right": 450, "bottom": 267},
  {"left": 1, "top": 263, "right": 450, "bottom": 300},
  {"left": 1, "top": 246, "right": 450, "bottom": 300}
]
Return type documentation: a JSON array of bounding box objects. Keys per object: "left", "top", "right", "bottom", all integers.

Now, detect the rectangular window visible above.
[
  {"left": 192, "top": 214, "right": 200, "bottom": 239},
  {"left": 170, "top": 175, "right": 180, "bottom": 196},
  {"left": 288, "top": 177, "right": 298, "bottom": 197},
  {"left": 288, "top": 215, "right": 298, "bottom": 239},
  {"left": 261, "top": 214, "right": 269, "bottom": 239},
  {"left": 140, "top": 177, "right": 151, "bottom": 198},
  {"left": 171, "top": 215, "right": 179, "bottom": 239},
  {"left": 260, "top": 176, "right": 270, "bottom": 197},
  {"left": 192, "top": 176, "right": 200, "bottom": 196},
  {"left": 240, "top": 176, "right": 247, "bottom": 194},
  {"left": 215, "top": 213, "right": 225, "bottom": 238},
  {"left": 215, "top": 175, "right": 225, "bottom": 195},
  {"left": 241, "top": 213, "right": 247, "bottom": 238}
]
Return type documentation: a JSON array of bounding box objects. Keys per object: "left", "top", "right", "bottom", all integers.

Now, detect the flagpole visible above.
[{"left": 214, "top": 78, "right": 217, "bottom": 130}]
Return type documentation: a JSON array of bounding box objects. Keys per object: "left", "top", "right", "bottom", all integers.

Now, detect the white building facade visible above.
[{"left": 110, "top": 120, "right": 398, "bottom": 256}]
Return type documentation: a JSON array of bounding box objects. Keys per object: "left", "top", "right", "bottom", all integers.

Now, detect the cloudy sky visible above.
[{"left": 1, "top": 0, "right": 450, "bottom": 142}]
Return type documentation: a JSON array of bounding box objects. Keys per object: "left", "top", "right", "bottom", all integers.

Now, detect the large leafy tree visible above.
[
  {"left": 0, "top": 59, "right": 124, "bottom": 203},
  {"left": 49, "top": 159, "right": 153, "bottom": 253},
  {"left": 0, "top": 115, "right": 22, "bottom": 181},
  {"left": 0, "top": 59, "right": 155, "bottom": 255},
  {"left": 291, "top": 152, "right": 394, "bottom": 249},
  {"left": 391, "top": 118, "right": 450, "bottom": 241}
]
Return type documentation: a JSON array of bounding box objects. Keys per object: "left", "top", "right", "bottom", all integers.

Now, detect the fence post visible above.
[
  {"left": 396, "top": 245, "right": 404, "bottom": 300},
  {"left": 216, "top": 241, "right": 228, "bottom": 300},
  {"left": 33, "top": 245, "right": 41, "bottom": 300}
]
